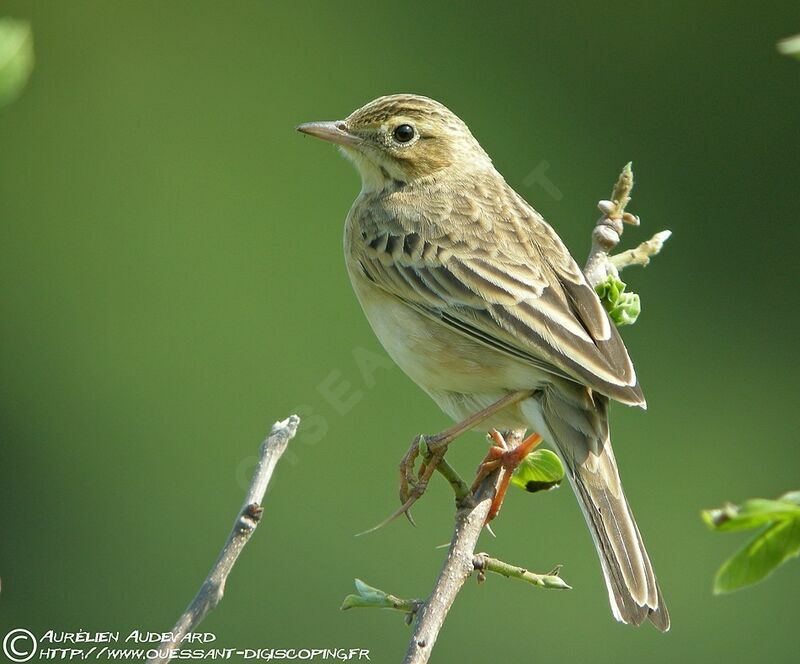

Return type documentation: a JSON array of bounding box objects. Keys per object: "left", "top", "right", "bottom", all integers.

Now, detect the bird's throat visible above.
[{"left": 339, "top": 146, "right": 406, "bottom": 193}]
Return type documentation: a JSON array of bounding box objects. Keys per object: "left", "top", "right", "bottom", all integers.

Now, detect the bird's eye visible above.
[{"left": 393, "top": 124, "right": 415, "bottom": 143}]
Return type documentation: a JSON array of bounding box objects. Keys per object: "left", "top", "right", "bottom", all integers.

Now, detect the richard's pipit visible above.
[{"left": 297, "top": 94, "right": 668, "bottom": 630}]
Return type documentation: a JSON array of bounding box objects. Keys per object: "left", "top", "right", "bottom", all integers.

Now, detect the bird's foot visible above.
[
  {"left": 357, "top": 391, "right": 536, "bottom": 536},
  {"left": 471, "top": 429, "right": 543, "bottom": 524},
  {"left": 398, "top": 433, "right": 449, "bottom": 519},
  {"left": 356, "top": 433, "right": 448, "bottom": 536}
]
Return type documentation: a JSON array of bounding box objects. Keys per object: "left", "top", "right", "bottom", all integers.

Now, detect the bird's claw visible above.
[
  {"left": 399, "top": 433, "right": 447, "bottom": 500},
  {"left": 357, "top": 433, "right": 451, "bottom": 536},
  {"left": 471, "top": 429, "right": 543, "bottom": 524}
]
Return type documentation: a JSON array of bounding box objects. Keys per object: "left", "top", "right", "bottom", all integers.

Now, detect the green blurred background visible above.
[{"left": 1, "top": 1, "right": 798, "bottom": 662}]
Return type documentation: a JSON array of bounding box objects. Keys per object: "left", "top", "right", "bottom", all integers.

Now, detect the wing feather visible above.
[{"left": 351, "top": 179, "right": 644, "bottom": 406}]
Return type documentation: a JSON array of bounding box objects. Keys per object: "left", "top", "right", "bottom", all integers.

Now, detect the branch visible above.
[
  {"left": 611, "top": 230, "right": 672, "bottom": 271},
  {"left": 583, "top": 163, "right": 670, "bottom": 289},
  {"left": 473, "top": 553, "right": 571, "bottom": 590},
  {"left": 429, "top": 454, "right": 471, "bottom": 502},
  {"left": 341, "top": 579, "right": 424, "bottom": 619},
  {"left": 147, "top": 415, "right": 300, "bottom": 664},
  {"left": 403, "top": 470, "right": 502, "bottom": 664},
  {"left": 401, "top": 435, "right": 569, "bottom": 664}
]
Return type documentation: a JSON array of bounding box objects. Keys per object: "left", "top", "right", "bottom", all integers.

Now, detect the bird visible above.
[{"left": 296, "top": 94, "right": 669, "bottom": 631}]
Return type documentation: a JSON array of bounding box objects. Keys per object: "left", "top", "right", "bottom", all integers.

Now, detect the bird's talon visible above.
[
  {"left": 356, "top": 494, "right": 419, "bottom": 536},
  {"left": 471, "top": 431, "right": 544, "bottom": 524},
  {"left": 394, "top": 432, "right": 454, "bottom": 516}
]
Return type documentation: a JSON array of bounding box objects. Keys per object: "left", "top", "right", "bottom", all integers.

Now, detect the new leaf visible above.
[{"left": 703, "top": 491, "right": 800, "bottom": 593}]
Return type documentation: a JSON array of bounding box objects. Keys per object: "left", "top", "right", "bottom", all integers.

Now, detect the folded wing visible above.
[{"left": 352, "top": 179, "right": 644, "bottom": 406}]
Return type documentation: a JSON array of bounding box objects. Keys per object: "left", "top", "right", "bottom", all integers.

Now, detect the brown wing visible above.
[{"left": 351, "top": 175, "right": 644, "bottom": 406}]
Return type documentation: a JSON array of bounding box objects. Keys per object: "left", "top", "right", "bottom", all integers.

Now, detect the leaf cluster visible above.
[{"left": 702, "top": 491, "right": 800, "bottom": 593}]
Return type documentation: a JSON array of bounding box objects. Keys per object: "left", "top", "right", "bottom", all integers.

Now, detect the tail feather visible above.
[{"left": 523, "top": 388, "right": 669, "bottom": 631}]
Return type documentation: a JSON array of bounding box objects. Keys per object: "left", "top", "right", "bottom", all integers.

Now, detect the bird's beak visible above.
[{"left": 296, "top": 121, "right": 362, "bottom": 148}]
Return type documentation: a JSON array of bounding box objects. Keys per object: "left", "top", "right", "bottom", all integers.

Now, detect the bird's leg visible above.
[
  {"left": 358, "top": 390, "right": 536, "bottom": 535},
  {"left": 399, "top": 390, "right": 534, "bottom": 504},
  {"left": 359, "top": 393, "right": 536, "bottom": 536},
  {"left": 469, "top": 430, "right": 510, "bottom": 494},
  {"left": 471, "top": 430, "right": 543, "bottom": 524}
]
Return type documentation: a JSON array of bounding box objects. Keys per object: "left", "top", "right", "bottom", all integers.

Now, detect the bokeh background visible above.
[{"left": 1, "top": 2, "right": 799, "bottom": 662}]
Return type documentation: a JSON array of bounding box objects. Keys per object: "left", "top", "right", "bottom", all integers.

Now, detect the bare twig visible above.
[
  {"left": 403, "top": 470, "right": 502, "bottom": 664},
  {"left": 401, "top": 430, "right": 568, "bottom": 664},
  {"left": 431, "top": 455, "right": 472, "bottom": 502},
  {"left": 147, "top": 415, "right": 300, "bottom": 664}
]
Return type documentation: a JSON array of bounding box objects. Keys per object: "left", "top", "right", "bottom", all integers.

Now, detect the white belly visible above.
[{"left": 349, "top": 268, "right": 544, "bottom": 430}]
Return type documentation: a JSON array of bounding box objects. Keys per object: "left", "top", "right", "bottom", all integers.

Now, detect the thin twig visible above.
[
  {"left": 473, "top": 553, "right": 571, "bottom": 589},
  {"left": 611, "top": 230, "right": 672, "bottom": 271},
  {"left": 340, "top": 578, "right": 424, "bottom": 618},
  {"left": 147, "top": 415, "right": 300, "bottom": 664},
  {"left": 583, "top": 163, "right": 670, "bottom": 289},
  {"left": 402, "top": 469, "right": 502, "bottom": 664},
  {"left": 584, "top": 163, "right": 635, "bottom": 287},
  {"left": 432, "top": 456, "right": 471, "bottom": 502}
]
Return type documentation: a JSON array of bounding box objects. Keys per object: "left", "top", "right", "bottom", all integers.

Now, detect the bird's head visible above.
[{"left": 297, "top": 94, "right": 491, "bottom": 192}]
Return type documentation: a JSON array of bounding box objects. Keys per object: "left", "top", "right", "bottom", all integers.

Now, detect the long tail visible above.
[{"left": 523, "top": 388, "right": 669, "bottom": 631}]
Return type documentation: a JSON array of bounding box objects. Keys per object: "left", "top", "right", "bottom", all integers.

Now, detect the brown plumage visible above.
[{"left": 298, "top": 94, "right": 669, "bottom": 630}]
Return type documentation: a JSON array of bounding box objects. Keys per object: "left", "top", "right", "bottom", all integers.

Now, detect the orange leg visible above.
[
  {"left": 469, "top": 430, "right": 508, "bottom": 494},
  {"left": 362, "top": 391, "right": 538, "bottom": 536},
  {"left": 472, "top": 430, "right": 543, "bottom": 524},
  {"left": 397, "top": 391, "right": 534, "bottom": 510}
]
